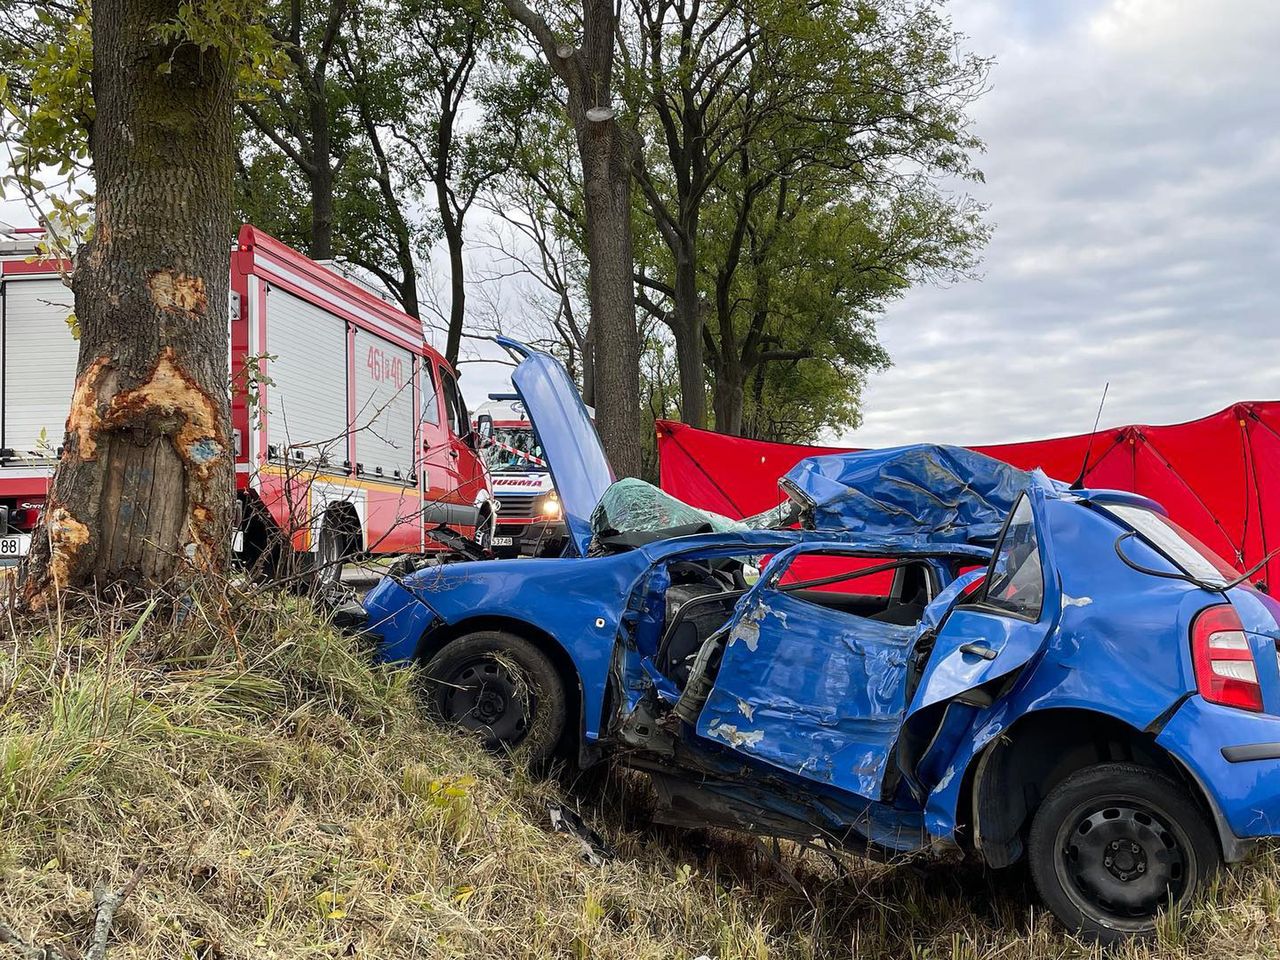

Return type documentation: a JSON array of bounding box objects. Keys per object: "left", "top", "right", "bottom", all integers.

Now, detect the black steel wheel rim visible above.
[
  {"left": 438, "top": 656, "right": 534, "bottom": 746},
  {"left": 1055, "top": 795, "right": 1192, "bottom": 927}
]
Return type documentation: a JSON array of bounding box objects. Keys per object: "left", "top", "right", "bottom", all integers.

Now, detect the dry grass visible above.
[{"left": 0, "top": 592, "right": 1275, "bottom": 959}]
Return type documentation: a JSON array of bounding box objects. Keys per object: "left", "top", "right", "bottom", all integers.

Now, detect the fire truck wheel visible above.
[
  {"left": 313, "top": 517, "right": 356, "bottom": 591},
  {"left": 423, "top": 630, "right": 566, "bottom": 763}
]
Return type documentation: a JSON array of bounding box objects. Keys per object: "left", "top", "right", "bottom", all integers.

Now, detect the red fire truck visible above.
[{"left": 0, "top": 223, "right": 494, "bottom": 579}]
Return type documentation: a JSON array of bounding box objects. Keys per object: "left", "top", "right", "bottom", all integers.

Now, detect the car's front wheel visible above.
[
  {"left": 423, "top": 630, "right": 566, "bottom": 763},
  {"left": 1028, "top": 761, "right": 1221, "bottom": 943}
]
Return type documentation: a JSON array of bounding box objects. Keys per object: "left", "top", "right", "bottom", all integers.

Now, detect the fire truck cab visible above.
[{"left": 0, "top": 223, "right": 494, "bottom": 580}]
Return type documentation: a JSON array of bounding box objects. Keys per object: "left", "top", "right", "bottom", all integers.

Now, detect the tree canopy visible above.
[{"left": 3, "top": 0, "right": 991, "bottom": 455}]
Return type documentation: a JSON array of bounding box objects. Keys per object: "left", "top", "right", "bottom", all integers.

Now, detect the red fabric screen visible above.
[{"left": 657, "top": 401, "right": 1280, "bottom": 591}]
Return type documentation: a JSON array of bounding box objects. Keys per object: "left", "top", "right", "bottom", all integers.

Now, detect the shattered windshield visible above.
[
  {"left": 482, "top": 427, "right": 546, "bottom": 474},
  {"left": 589, "top": 478, "right": 749, "bottom": 538}
]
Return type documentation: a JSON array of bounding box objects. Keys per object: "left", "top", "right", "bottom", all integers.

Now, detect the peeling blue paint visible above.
[{"left": 189, "top": 438, "right": 222, "bottom": 463}]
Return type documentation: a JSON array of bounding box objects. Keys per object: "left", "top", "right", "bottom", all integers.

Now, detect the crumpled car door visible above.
[
  {"left": 905, "top": 485, "right": 1061, "bottom": 718},
  {"left": 891, "top": 485, "right": 1062, "bottom": 801},
  {"left": 692, "top": 542, "right": 926, "bottom": 801}
]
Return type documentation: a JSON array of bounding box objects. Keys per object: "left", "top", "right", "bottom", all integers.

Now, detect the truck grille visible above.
[{"left": 496, "top": 492, "right": 540, "bottom": 519}]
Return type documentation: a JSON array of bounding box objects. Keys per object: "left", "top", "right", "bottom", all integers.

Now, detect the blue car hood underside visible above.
[
  {"left": 782, "top": 444, "right": 1040, "bottom": 542},
  {"left": 501, "top": 337, "right": 615, "bottom": 554}
]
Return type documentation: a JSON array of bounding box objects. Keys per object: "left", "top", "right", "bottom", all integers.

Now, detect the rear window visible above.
[{"left": 1103, "top": 503, "right": 1238, "bottom": 586}]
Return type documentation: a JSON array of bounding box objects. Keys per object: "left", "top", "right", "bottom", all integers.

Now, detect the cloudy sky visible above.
[
  {"left": 458, "top": 0, "right": 1280, "bottom": 446},
  {"left": 4, "top": 0, "right": 1276, "bottom": 450},
  {"left": 835, "top": 0, "right": 1280, "bottom": 446}
]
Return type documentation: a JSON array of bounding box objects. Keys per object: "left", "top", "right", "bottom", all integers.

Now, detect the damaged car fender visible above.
[
  {"left": 364, "top": 529, "right": 810, "bottom": 743},
  {"left": 365, "top": 552, "right": 653, "bottom": 741}
]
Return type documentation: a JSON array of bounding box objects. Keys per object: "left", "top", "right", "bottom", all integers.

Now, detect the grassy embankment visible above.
[{"left": 0, "top": 593, "right": 1275, "bottom": 959}]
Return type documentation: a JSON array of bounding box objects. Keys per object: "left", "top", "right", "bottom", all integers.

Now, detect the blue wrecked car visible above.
[{"left": 363, "top": 339, "right": 1280, "bottom": 941}]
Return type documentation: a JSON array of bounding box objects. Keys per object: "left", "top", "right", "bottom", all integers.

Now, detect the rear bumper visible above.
[{"left": 1156, "top": 695, "right": 1280, "bottom": 856}]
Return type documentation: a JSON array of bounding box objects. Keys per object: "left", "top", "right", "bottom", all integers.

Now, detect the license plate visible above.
[
  {"left": 492, "top": 536, "right": 514, "bottom": 547},
  {"left": 0, "top": 534, "right": 31, "bottom": 563}
]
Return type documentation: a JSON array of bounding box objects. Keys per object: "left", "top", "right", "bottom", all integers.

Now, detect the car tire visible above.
[
  {"left": 423, "top": 630, "right": 566, "bottom": 763},
  {"left": 1028, "top": 761, "right": 1221, "bottom": 943}
]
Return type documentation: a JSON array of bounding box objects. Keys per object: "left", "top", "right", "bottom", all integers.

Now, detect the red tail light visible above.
[{"left": 1191, "top": 604, "right": 1263, "bottom": 712}]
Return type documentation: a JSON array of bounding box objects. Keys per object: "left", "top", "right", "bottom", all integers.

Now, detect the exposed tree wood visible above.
[{"left": 20, "top": 0, "right": 235, "bottom": 607}]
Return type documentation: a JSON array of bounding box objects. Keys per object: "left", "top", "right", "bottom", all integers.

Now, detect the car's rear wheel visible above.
[
  {"left": 423, "top": 630, "right": 566, "bottom": 763},
  {"left": 1028, "top": 762, "right": 1220, "bottom": 943}
]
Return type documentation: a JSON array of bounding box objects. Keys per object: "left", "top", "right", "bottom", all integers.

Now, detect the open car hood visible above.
[
  {"left": 781, "top": 444, "right": 1037, "bottom": 542},
  {"left": 500, "top": 337, "right": 615, "bottom": 554}
]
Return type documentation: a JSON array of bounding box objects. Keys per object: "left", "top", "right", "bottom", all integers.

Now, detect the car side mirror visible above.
[{"left": 476, "top": 414, "right": 494, "bottom": 442}]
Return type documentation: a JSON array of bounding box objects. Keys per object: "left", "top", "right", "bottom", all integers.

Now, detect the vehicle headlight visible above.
[{"left": 541, "top": 494, "right": 561, "bottom": 517}]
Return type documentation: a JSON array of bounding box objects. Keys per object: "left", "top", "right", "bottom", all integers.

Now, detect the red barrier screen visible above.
[{"left": 657, "top": 402, "right": 1280, "bottom": 591}]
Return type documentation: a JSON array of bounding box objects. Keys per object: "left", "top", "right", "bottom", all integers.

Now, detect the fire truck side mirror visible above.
[{"left": 476, "top": 414, "right": 494, "bottom": 442}]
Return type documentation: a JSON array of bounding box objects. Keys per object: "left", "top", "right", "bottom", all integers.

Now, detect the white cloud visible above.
[{"left": 839, "top": 0, "right": 1280, "bottom": 447}]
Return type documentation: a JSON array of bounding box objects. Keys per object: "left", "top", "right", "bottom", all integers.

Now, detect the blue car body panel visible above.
[
  {"left": 1157, "top": 697, "right": 1280, "bottom": 839},
  {"left": 783, "top": 443, "right": 1037, "bottom": 541},
  {"left": 367, "top": 530, "right": 810, "bottom": 740},
  {"left": 364, "top": 342, "right": 1280, "bottom": 862},
  {"left": 698, "top": 540, "right": 991, "bottom": 800},
  {"left": 369, "top": 551, "right": 650, "bottom": 741}
]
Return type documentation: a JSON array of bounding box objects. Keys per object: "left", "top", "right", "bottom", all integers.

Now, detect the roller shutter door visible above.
[
  {"left": 263, "top": 285, "right": 350, "bottom": 464},
  {"left": 352, "top": 328, "right": 416, "bottom": 480},
  {"left": 2, "top": 277, "right": 78, "bottom": 456}
]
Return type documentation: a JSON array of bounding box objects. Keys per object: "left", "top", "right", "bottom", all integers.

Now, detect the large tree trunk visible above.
[
  {"left": 670, "top": 255, "right": 705, "bottom": 428},
  {"left": 580, "top": 324, "right": 596, "bottom": 406},
  {"left": 501, "top": 0, "right": 642, "bottom": 478},
  {"left": 21, "top": 0, "right": 235, "bottom": 608},
  {"left": 712, "top": 357, "right": 745, "bottom": 435},
  {"left": 309, "top": 88, "right": 334, "bottom": 260},
  {"left": 442, "top": 220, "right": 466, "bottom": 366},
  {"left": 577, "top": 112, "right": 641, "bottom": 476}
]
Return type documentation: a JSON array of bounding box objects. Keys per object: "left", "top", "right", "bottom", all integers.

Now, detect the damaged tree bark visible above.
[{"left": 20, "top": 0, "right": 235, "bottom": 607}]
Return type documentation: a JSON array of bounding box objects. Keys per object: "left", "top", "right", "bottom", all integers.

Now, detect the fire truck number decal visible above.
[{"left": 366, "top": 346, "right": 406, "bottom": 389}]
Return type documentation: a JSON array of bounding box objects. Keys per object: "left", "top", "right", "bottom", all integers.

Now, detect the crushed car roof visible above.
[{"left": 781, "top": 444, "right": 1045, "bottom": 542}]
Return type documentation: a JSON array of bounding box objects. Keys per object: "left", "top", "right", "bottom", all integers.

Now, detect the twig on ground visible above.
[
  {"left": 754, "top": 838, "right": 811, "bottom": 903},
  {"left": 85, "top": 863, "right": 146, "bottom": 960}
]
